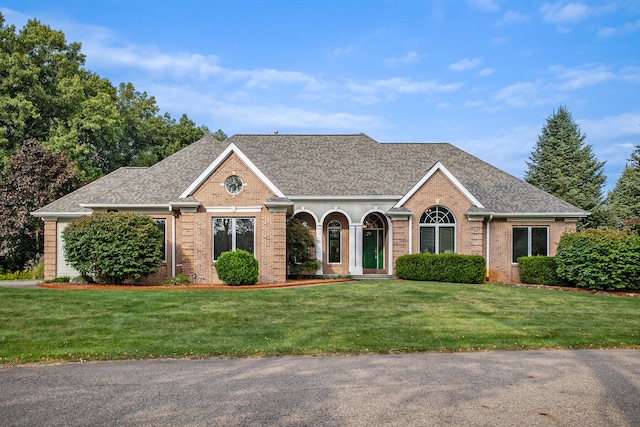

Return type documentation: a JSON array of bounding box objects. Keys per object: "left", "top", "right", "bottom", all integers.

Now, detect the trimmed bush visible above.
[
  {"left": 0, "top": 269, "right": 32, "bottom": 281},
  {"left": 517, "top": 256, "right": 564, "bottom": 286},
  {"left": 396, "top": 253, "right": 485, "bottom": 284},
  {"left": 556, "top": 229, "right": 640, "bottom": 290},
  {"left": 215, "top": 250, "right": 259, "bottom": 286},
  {"left": 63, "top": 212, "right": 164, "bottom": 285}
]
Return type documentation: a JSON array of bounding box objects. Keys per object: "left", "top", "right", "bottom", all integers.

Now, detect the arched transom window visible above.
[{"left": 419, "top": 206, "right": 455, "bottom": 254}]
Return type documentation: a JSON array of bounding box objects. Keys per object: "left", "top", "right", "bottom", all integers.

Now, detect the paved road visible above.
[{"left": 1, "top": 350, "right": 639, "bottom": 426}]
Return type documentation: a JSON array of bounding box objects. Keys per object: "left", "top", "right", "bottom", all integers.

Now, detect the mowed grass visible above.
[{"left": 1, "top": 280, "right": 639, "bottom": 364}]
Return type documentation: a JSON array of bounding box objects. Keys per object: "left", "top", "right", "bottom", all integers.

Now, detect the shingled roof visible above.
[{"left": 33, "top": 134, "right": 587, "bottom": 217}]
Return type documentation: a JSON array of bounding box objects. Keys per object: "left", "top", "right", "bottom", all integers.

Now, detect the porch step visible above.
[{"left": 351, "top": 274, "right": 394, "bottom": 281}]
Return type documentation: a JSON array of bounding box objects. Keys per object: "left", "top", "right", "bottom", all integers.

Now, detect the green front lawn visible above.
[{"left": 1, "top": 281, "right": 638, "bottom": 364}]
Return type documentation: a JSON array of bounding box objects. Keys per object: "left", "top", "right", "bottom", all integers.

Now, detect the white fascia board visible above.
[
  {"left": 395, "top": 161, "right": 484, "bottom": 209},
  {"left": 79, "top": 203, "right": 172, "bottom": 214},
  {"left": 179, "top": 143, "right": 285, "bottom": 199},
  {"left": 31, "top": 211, "right": 90, "bottom": 220},
  {"left": 206, "top": 206, "right": 263, "bottom": 213},
  {"left": 290, "top": 195, "right": 403, "bottom": 201}
]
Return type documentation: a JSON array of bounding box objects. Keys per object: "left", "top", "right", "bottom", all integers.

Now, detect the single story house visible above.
[{"left": 32, "top": 133, "right": 588, "bottom": 284}]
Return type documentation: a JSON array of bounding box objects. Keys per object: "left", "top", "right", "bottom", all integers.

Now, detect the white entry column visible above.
[
  {"left": 315, "top": 224, "right": 323, "bottom": 275},
  {"left": 349, "top": 224, "right": 363, "bottom": 275}
]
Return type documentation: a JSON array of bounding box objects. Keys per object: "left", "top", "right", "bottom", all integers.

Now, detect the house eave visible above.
[{"left": 466, "top": 211, "right": 590, "bottom": 221}]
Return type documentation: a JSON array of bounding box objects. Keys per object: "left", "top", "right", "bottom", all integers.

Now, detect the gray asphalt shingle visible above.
[{"left": 33, "top": 134, "right": 587, "bottom": 216}]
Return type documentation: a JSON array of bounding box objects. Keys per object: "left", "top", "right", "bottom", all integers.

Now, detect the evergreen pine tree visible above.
[
  {"left": 607, "top": 145, "right": 640, "bottom": 225},
  {"left": 525, "top": 106, "right": 606, "bottom": 229}
]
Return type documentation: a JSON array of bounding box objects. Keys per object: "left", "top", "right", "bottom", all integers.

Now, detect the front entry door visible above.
[{"left": 363, "top": 229, "right": 384, "bottom": 270}]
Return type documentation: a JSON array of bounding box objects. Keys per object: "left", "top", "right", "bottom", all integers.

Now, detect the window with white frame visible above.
[
  {"left": 327, "top": 220, "right": 342, "bottom": 263},
  {"left": 153, "top": 218, "right": 167, "bottom": 262},
  {"left": 512, "top": 226, "right": 548, "bottom": 263},
  {"left": 419, "top": 206, "right": 455, "bottom": 254},
  {"left": 212, "top": 218, "right": 255, "bottom": 261}
]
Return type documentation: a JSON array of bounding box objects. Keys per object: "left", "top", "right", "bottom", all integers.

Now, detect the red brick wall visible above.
[
  {"left": 489, "top": 219, "right": 577, "bottom": 283},
  {"left": 174, "top": 152, "right": 285, "bottom": 284},
  {"left": 402, "top": 170, "right": 482, "bottom": 256}
]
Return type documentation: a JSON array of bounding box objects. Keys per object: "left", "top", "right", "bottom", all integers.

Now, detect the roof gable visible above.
[
  {"left": 179, "top": 142, "right": 285, "bottom": 199},
  {"left": 395, "top": 161, "right": 484, "bottom": 209}
]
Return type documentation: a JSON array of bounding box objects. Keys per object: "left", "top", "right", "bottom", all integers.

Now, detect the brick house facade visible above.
[{"left": 33, "top": 134, "right": 588, "bottom": 284}]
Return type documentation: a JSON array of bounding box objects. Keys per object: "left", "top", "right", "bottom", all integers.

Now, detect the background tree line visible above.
[{"left": 0, "top": 12, "right": 223, "bottom": 270}]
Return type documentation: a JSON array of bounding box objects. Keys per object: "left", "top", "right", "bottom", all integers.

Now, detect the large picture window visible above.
[
  {"left": 327, "top": 220, "right": 342, "bottom": 263},
  {"left": 512, "top": 226, "right": 548, "bottom": 263},
  {"left": 213, "top": 218, "right": 255, "bottom": 261},
  {"left": 153, "top": 218, "right": 166, "bottom": 262},
  {"left": 419, "top": 206, "right": 455, "bottom": 254}
]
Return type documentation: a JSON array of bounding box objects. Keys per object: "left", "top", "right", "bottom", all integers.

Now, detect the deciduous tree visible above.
[{"left": 0, "top": 139, "right": 80, "bottom": 270}]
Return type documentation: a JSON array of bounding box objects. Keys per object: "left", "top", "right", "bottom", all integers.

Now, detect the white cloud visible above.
[
  {"left": 449, "top": 57, "right": 483, "bottom": 72},
  {"left": 496, "top": 10, "right": 530, "bottom": 26},
  {"left": 469, "top": 0, "right": 500, "bottom": 12},
  {"left": 550, "top": 64, "right": 615, "bottom": 90},
  {"left": 598, "top": 19, "right": 640, "bottom": 37},
  {"left": 385, "top": 51, "right": 421, "bottom": 66},
  {"left": 348, "top": 78, "right": 462, "bottom": 101},
  {"left": 493, "top": 81, "right": 561, "bottom": 107},
  {"left": 478, "top": 67, "right": 496, "bottom": 76},
  {"left": 541, "top": 2, "right": 591, "bottom": 24}
]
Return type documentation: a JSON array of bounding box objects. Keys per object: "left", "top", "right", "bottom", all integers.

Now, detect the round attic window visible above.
[{"left": 224, "top": 175, "right": 243, "bottom": 195}]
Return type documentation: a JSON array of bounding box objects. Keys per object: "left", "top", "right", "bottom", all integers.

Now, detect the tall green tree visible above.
[
  {"left": 0, "top": 13, "right": 85, "bottom": 164},
  {"left": 0, "top": 12, "right": 212, "bottom": 181},
  {"left": 607, "top": 145, "right": 640, "bottom": 227},
  {"left": 0, "top": 139, "right": 81, "bottom": 270},
  {"left": 525, "top": 106, "right": 607, "bottom": 229}
]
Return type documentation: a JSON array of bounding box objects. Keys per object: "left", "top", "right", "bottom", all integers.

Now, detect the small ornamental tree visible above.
[
  {"left": 0, "top": 139, "right": 80, "bottom": 270},
  {"left": 62, "top": 212, "right": 163, "bottom": 284},
  {"left": 286, "top": 217, "right": 320, "bottom": 277}
]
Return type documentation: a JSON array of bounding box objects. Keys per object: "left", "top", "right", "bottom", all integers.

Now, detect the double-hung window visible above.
[
  {"left": 512, "top": 226, "right": 548, "bottom": 263},
  {"left": 212, "top": 218, "right": 255, "bottom": 261}
]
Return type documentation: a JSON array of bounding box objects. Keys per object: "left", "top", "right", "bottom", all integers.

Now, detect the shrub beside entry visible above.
[
  {"left": 396, "top": 253, "right": 485, "bottom": 284},
  {"left": 215, "top": 250, "right": 259, "bottom": 286}
]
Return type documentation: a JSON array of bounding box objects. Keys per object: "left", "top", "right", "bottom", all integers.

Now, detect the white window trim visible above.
[
  {"left": 153, "top": 218, "right": 167, "bottom": 263},
  {"left": 212, "top": 217, "right": 256, "bottom": 261},
  {"left": 327, "top": 220, "right": 342, "bottom": 264},
  {"left": 512, "top": 226, "right": 549, "bottom": 263},
  {"left": 419, "top": 224, "right": 456, "bottom": 254},
  {"left": 418, "top": 206, "right": 456, "bottom": 254}
]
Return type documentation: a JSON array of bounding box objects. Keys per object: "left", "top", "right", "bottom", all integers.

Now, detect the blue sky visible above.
[{"left": 3, "top": 1, "right": 639, "bottom": 191}]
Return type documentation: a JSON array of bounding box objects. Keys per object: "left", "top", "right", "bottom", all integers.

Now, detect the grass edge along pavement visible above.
[{"left": 1, "top": 280, "right": 639, "bottom": 365}]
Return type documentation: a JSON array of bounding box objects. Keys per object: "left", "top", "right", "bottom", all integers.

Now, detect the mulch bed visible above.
[{"left": 38, "top": 278, "right": 354, "bottom": 291}]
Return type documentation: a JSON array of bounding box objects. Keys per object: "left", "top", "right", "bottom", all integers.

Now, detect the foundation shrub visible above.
[
  {"left": 396, "top": 253, "right": 485, "bottom": 284},
  {"left": 517, "top": 256, "right": 564, "bottom": 286},
  {"left": 556, "top": 229, "right": 640, "bottom": 290},
  {"left": 215, "top": 250, "right": 259, "bottom": 286},
  {"left": 62, "top": 212, "right": 164, "bottom": 285}
]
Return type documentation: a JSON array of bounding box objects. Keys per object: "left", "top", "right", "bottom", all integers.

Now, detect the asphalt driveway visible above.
[{"left": 2, "top": 349, "right": 639, "bottom": 426}]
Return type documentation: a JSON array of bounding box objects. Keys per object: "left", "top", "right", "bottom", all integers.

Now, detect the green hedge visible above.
[
  {"left": 215, "top": 250, "right": 259, "bottom": 286},
  {"left": 396, "top": 253, "right": 485, "bottom": 284},
  {"left": 517, "top": 256, "right": 564, "bottom": 286},
  {"left": 556, "top": 229, "right": 640, "bottom": 290}
]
